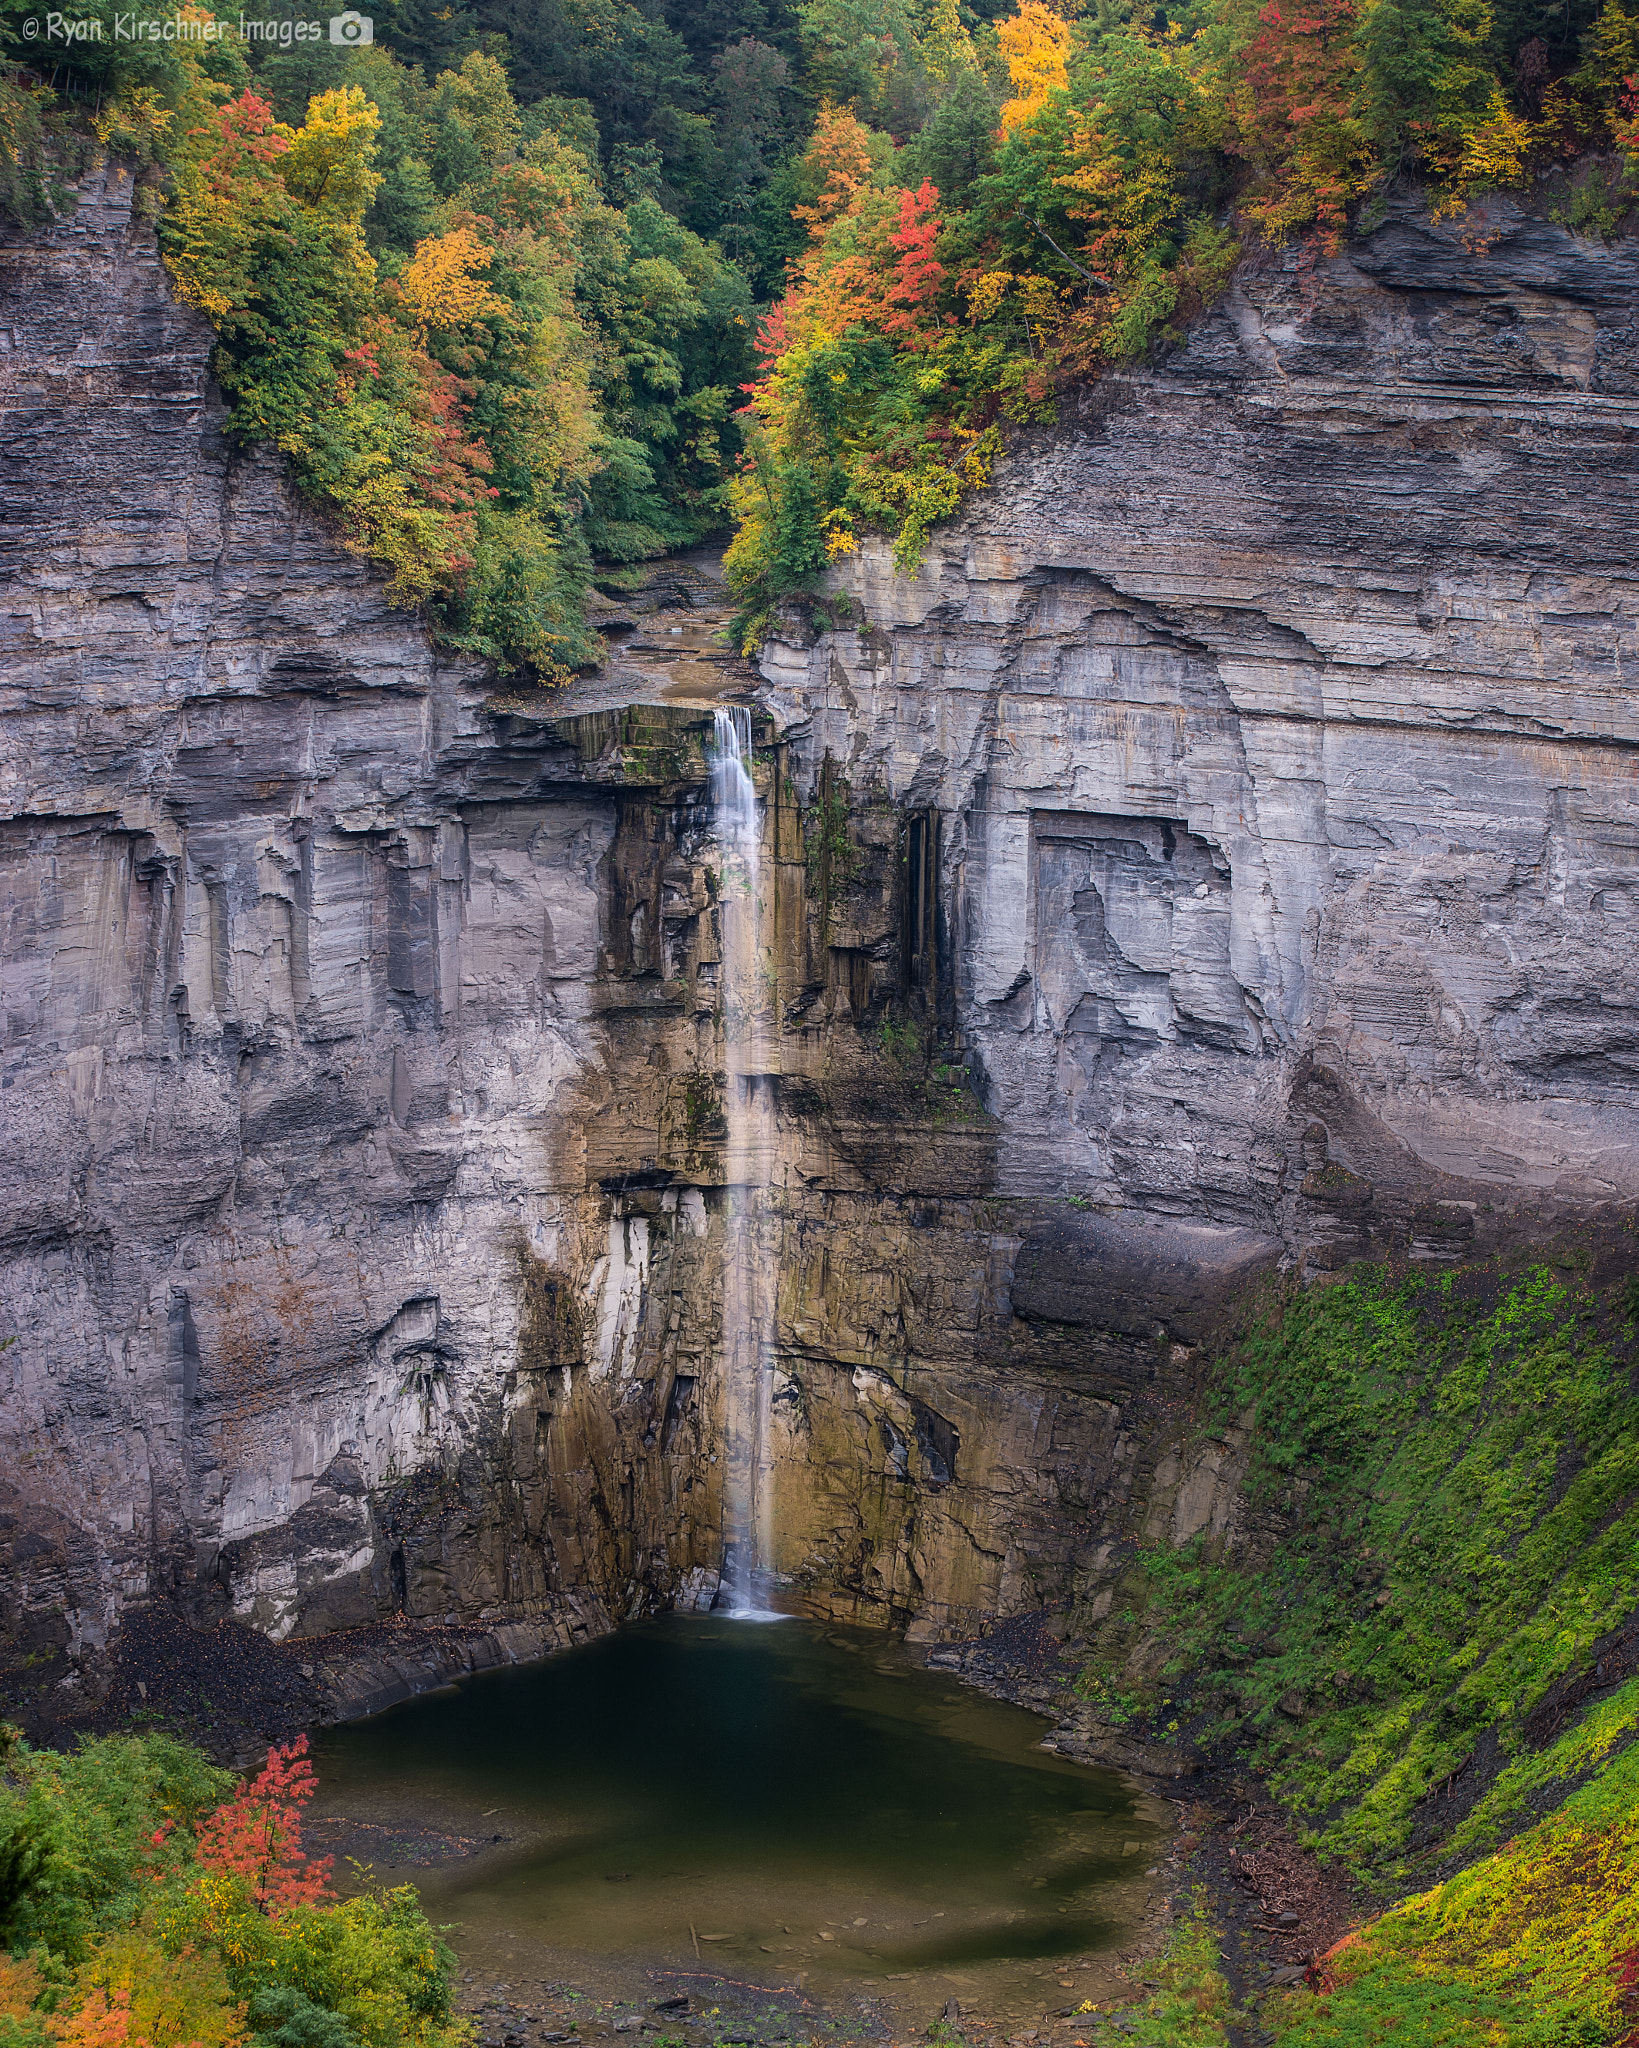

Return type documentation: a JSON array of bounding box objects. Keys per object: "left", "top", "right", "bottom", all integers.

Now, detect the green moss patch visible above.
[
  {"left": 1267, "top": 1737, "right": 1639, "bottom": 2045},
  {"left": 1106, "top": 1253, "right": 1639, "bottom": 1883}
]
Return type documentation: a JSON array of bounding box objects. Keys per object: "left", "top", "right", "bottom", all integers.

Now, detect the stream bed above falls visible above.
[{"left": 311, "top": 1617, "right": 1171, "bottom": 2036}]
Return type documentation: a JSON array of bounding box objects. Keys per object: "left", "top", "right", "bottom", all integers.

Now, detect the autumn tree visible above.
[
  {"left": 279, "top": 81, "right": 383, "bottom": 215},
  {"left": 884, "top": 179, "right": 947, "bottom": 340},
  {"left": 998, "top": 2, "right": 1075, "bottom": 131},
  {"left": 790, "top": 100, "right": 892, "bottom": 241},
  {"left": 400, "top": 225, "right": 506, "bottom": 328},
  {"left": 47, "top": 1934, "right": 245, "bottom": 2048},
  {"left": 193, "top": 1738, "right": 333, "bottom": 1916},
  {"left": 1570, "top": 0, "right": 1639, "bottom": 136},
  {"left": 1234, "top": 0, "right": 1373, "bottom": 244}
]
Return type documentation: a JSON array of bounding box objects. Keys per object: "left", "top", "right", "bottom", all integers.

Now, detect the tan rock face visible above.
[{"left": 1, "top": 176, "right": 1636, "bottom": 1699}]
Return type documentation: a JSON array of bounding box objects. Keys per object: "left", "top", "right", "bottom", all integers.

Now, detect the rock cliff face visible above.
[
  {"left": 765, "top": 194, "right": 1639, "bottom": 1252},
  {"left": 1, "top": 170, "right": 1636, "bottom": 1722},
  {"left": 0, "top": 163, "right": 740, "bottom": 1688}
]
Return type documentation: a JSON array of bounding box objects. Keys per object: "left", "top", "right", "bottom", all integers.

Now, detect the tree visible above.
[
  {"left": 789, "top": 100, "right": 892, "bottom": 238},
  {"left": 712, "top": 34, "right": 792, "bottom": 246},
  {"left": 1355, "top": 0, "right": 1496, "bottom": 175},
  {"left": 1617, "top": 66, "right": 1639, "bottom": 158},
  {"left": 797, "top": 0, "right": 924, "bottom": 123},
  {"left": 400, "top": 226, "right": 505, "bottom": 328},
  {"left": 920, "top": 0, "right": 982, "bottom": 83},
  {"left": 884, "top": 178, "right": 947, "bottom": 339},
  {"left": 48, "top": 1935, "right": 245, "bottom": 2048},
  {"left": 902, "top": 63, "right": 1001, "bottom": 206},
  {"left": 193, "top": 1739, "right": 332, "bottom": 1917},
  {"left": 1571, "top": 0, "right": 1639, "bottom": 127},
  {"left": 1235, "top": 0, "right": 1373, "bottom": 243},
  {"left": 997, "top": 1, "right": 1075, "bottom": 130},
  {"left": 280, "top": 84, "right": 383, "bottom": 217}
]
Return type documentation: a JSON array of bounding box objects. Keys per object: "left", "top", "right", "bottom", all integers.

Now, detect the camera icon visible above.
[{"left": 329, "top": 8, "right": 371, "bottom": 41}]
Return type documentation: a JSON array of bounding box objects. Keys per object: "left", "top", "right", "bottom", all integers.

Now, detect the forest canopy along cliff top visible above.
[{"left": 0, "top": 0, "right": 1636, "bottom": 666}]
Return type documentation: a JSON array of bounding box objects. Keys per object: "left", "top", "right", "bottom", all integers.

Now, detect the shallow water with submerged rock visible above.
[{"left": 312, "top": 1616, "right": 1170, "bottom": 2033}]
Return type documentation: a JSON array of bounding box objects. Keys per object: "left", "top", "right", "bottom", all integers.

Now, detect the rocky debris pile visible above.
[
  {"left": 924, "top": 1612, "right": 1077, "bottom": 1715},
  {"left": 456, "top": 1980, "right": 863, "bottom": 2048},
  {"left": 1215, "top": 1802, "right": 1358, "bottom": 1989},
  {"left": 1149, "top": 1793, "right": 1362, "bottom": 2035},
  {"left": 7, "top": 1602, "right": 575, "bottom": 1765}
]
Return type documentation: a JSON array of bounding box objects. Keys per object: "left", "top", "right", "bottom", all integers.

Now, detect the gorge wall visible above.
[
  {"left": 1, "top": 164, "right": 1636, "bottom": 1725},
  {"left": 769, "top": 194, "right": 1639, "bottom": 1245}
]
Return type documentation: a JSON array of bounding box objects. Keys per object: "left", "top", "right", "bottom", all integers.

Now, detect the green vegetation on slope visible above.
[
  {"left": 2, "top": 0, "right": 1638, "bottom": 666},
  {"left": 0, "top": 1725, "right": 467, "bottom": 2047},
  {"left": 1103, "top": 1256, "right": 1639, "bottom": 1879},
  {"left": 1270, "top": 1739, "right": 1639, "bottom": 2044},
  {"left": 1069, "top": 1249, "right": 1639, "bottom": 2038}
]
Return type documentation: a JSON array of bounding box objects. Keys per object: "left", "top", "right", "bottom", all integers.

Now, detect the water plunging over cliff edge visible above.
[
  {"left": 710, "top": 708, "right": 780, "bottom": 1620},
  {"left": 4, "top": 179, "right": 1639, "bottom": 1732}
]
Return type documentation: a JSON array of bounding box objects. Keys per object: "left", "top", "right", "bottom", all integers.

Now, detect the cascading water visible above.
[{"left": 710, "top": 706, "right": 780, "bottom": 1619}]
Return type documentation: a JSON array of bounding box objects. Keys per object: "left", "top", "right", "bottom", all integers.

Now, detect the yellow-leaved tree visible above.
[
  {"left": 400, "top": 225, "right": 506, "bottom": 329},
  {"left": 277, "top": 82, "right": 382, "bottom": 217},
  {"left": 997, "top": 2, "right": 1075, "bottom": 131}
]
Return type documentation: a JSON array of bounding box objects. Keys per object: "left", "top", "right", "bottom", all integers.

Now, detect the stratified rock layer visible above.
[
  {"left": 764, "top": 196, "right": 1639, "bottom": 1257},
  {"left": 1, "top": 172, "right": 1636, "bottom": 1723}
]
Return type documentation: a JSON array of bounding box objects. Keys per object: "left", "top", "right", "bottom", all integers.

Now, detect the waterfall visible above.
[{"left": 710, "top": 707, "right": 779, "bottom": 1619}]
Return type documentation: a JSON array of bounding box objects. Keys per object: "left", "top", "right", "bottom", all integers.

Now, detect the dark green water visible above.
[{"left": 313, "top": 1617, "right": 1167, "bottom": 2024}]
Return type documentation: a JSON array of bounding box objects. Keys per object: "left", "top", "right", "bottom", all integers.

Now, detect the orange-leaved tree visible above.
[
  {"left": 791, "top": 101, "right": 886, "bottom": 245},
  {"left": 192, "top": 1738, "right": 332, "bottom": 1916}
]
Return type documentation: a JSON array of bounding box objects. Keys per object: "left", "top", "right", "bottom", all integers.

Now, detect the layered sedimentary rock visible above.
[
  {"left": 765, "top": 194, "right": 1639, "bottom": 1257},
  {"left": 0, "top": 164, "right": 736, "bottom": 1685},
  {"left": 2, "top": 168, "right": 1636, "bottom": 1719}
]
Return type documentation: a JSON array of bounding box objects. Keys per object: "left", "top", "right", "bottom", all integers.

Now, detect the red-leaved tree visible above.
[
  {"left": 194, "top": 1736, "right": 333, "bottom": 1915},
  {"left": 1236, "top": 0, "right": 1374, "bottom": 248},
  {"left": 885, "top": 180, "right": 947, "bottom": 342},
  {"left": 1616, "top": 73, "right": 1639, "bottom": 163}
]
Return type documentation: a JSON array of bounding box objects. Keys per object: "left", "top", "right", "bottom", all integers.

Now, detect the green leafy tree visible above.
[
  {"left": 0, "top": 1732, "right": 228, "bottom": 1963},
  {"left": 1355, "top": 0, "right": 1497, "bottom": 174},
  {"left": 797, "top": 0, "right": 927, "bottom": 125}
]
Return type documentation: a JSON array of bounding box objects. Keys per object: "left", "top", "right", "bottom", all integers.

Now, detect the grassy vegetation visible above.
[
  {"left": 1093, "top": 1254, "right": 1639, "bottom": 1881},
  {"left": 1083, "top": 1895, "right": 1234, "bottom": 2048},
  {"left": 1267, "top": 1737, "right": 1639, "bottom": 2044},
  {"left": 1071, "top": 1245, "right": 1639, "bottom": 2044}
]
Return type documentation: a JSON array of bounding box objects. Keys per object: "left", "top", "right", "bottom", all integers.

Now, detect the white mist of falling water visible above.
[{"left": 711, "top": 707, "right": 780, "bottom": 1619}]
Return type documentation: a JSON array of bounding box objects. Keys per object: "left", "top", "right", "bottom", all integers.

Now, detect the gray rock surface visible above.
[
  {"left": 0, "top": 165, "right": 736, "bottom": 1689},
  {"left": 1, "top": 170, "right": 1636, "bottom": 1718},
  {"left": 763, "top": 195, "right": 1639, "bottom": 1252}
]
